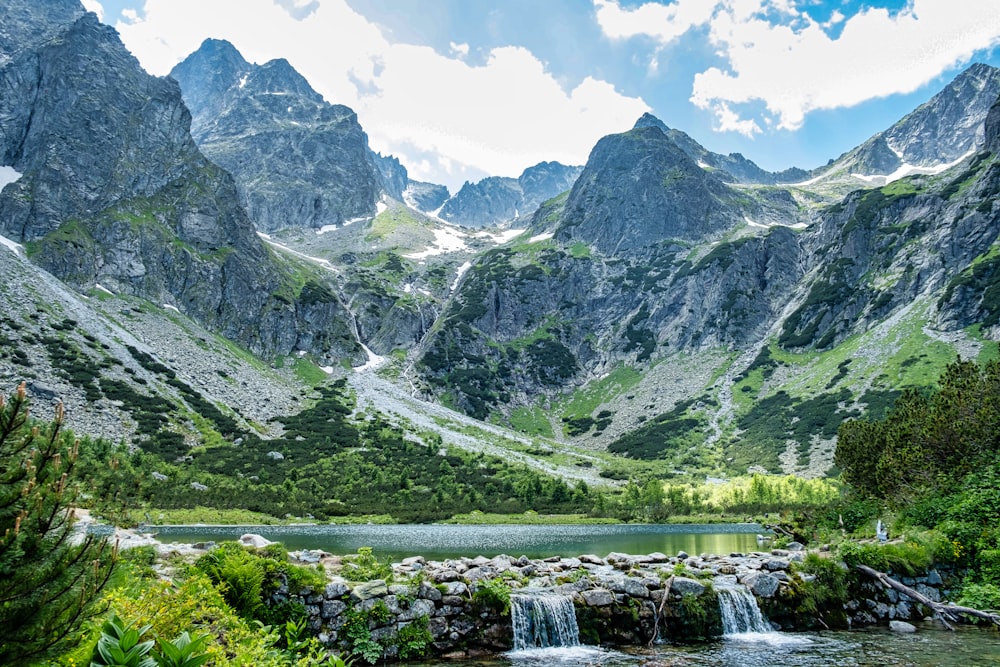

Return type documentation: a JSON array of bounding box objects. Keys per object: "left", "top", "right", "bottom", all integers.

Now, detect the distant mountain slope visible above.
[
  {"left": 438, "top": 162, "right": 583, "bottom": 227},
  {"left": 633, "top": 113, "right": 809, "bottom": 185},
  {"left": 413, "top": 69, "right": 1000, "bottom": 479},
  {"left": 170, "top": 39, "right": 385, "bottom": 232},
  {"left": 0, "top": 4, "right": 362, "bottom": 365},
  {"left": 794, "top": 63, "right": 1000, "bottom": 194}
]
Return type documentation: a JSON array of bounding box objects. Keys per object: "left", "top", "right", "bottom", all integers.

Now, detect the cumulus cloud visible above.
[
  {"left": 594, "top": 0, "right": 1000, "bottom": 135},
  {"left": 594, "top": 0, "right": 715, "bottom": 43},
  {"left": 116, "top": 0, "right": 647, "bottom": 190}
]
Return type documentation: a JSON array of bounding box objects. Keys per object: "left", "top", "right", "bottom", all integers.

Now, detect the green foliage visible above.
[
  {"left": 0, "top": 384, "right": 117, "bottom": 667},
  {"left": 342, "top": 608, "right": 383, "bottom": 664},
  {"left": 472, "top": 578, "right": 511, "bottom": 615},
  {"left": 957, "top": 582, "right": 1000, "bottom": 613},
  {"left": 153, "top": 632, "right": 211, "bottom": 667},
  {"left": 102, "top": 572, "right": 340, "bottom": 667},
  {"left": 836, "top": 358, "right": 1000, "bottom": 503},
  {"left": 90, "top": 615, "right": 156, "bottom": 667},
  {"left": 193, "top": 541, "right": 322, "bottom": 626},
  {"left": 195, "top": 543, "right": 267, "bottom": 620},
  {"left": 395, "top": 615, "right": 433, "bottom": 660},
  {"left": 342, "top": 546, "right": 393, "bottom": 582},
  {"left": 794, "top": 554, "right": 849, "bottom": 618},
  {"left": 837, "top": 540, "right": 934, "bottom": 576},
  {"left": 607, "top": 398, "right": 702, "bottom": 459}
]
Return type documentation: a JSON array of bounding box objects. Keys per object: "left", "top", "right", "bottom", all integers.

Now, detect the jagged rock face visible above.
[
  {"left": 438, "top": 161, "right": 582, "bottom": 227},
  {"left": 824, "top": 63, "right": 1000, "bottom": 178},
  {"left": 438, "top": 177, "right": 522, "bottom": 227},
  {"left": 634, "top": 113, "right": 809, "bottom": 185},
  {"left": 404, "top": 180, "right": 450, "bottom": 212},
  {"left": 0, "top": 9, "right": 363, "bottom": 365},
  {"left": 0, "top": 15, "right": 209, "bottom": 241},
  {"left": 373, "top": 152, "right": 408, "bottom": 201},
  {"left": 417, "top": 223, "right": 802, "bottom": 418},
  {"left": 557, "top": 126, "right": 740, "bottom": 254},
  {"left": 170, "top": 39, "right": 382, "bottom": 232},
  {"left": 0, "top": 0, "right": 82, "bottom": 62}
]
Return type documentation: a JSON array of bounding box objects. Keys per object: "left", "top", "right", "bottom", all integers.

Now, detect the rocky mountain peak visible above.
[
  {"left": 556, "top": 125, "right": 739, "bottom": 253},
  {"left": 171, "top": 40, "right": 382, "bottom": 231},
  {"left": 437, "top": 161, "right": 582, "bottom": 227},
  {"left": 633, "top": 112, "right": 670, "bottom": 133}
]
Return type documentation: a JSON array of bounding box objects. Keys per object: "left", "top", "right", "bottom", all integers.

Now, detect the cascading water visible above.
[
  {"left": 510, "top": 592, "right": 580, "bottom": 650},
  {"left": 717, "top": 585, "right": 774, "bottom": 636}
]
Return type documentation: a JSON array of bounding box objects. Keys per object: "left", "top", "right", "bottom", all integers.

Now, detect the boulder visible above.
[
  {"left": 580, "top": 589, "right": 615, "bottom": 607},
  {"left": 742, "top": 572, "right": 780, "bottom": 598},
  {"left": 239, "top": 533, "right": 273, "bottom": 548},
  {"left": 670, "top": 577, "right": 706, "bottom": 597},
  {"left": 890, "top": 620, "right": 917, "bottom": 633}
]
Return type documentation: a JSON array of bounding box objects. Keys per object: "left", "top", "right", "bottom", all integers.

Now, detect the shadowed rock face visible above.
[
  {"left": 557, "top": 126, "right": 741, "bottom": 254},
  {"left": 0, "top": 6, "right": 362, "bottom": 365},
  {"left": 438, "top": 161, "right": 583, "bottom": 228},
  {"left": 170, "top": 38, "right": 383, "bottom": 233}
]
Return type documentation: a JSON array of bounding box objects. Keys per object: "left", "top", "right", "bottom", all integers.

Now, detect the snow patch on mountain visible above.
[
  {"left": 0, "top": 233, "right": 24, "bottom": 255},
  {"left": 0, "top": 166, "right": 22, "bottom": 190},
  {"left": 404, "top": 227, "right": 469, "bottom": 259},
  {"left": 851, "top": 149, "right": 975, "bottom": 186},
  {"left": 451, "top": 261, "right": 472, "bottom": 291}
]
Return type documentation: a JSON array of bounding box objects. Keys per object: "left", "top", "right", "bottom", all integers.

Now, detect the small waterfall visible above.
[
  {"left": 717, "top": 585, "right": 774, "bottom": 635},
  {"left": 510, "top": 592, "right": 580, "bottom": 650}
]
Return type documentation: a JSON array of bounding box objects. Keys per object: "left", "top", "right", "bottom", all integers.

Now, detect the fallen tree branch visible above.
[
  {"left": 648, "top": 575, "right": 674, "bottom": 647},
  {"left": 855, "top": 564, "right": 1000, "bottom": 629}
]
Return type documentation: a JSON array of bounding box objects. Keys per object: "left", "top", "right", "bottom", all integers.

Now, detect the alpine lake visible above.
[{"left": 151, "top": 523, "right": 1000, "bottom": 666}]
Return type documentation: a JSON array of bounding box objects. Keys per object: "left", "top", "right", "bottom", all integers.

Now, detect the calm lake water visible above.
[{"left": 151, "top": 523, "right": 764, "bottom": 561}]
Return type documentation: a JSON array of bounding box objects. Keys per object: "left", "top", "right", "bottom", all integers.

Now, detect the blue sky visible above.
[{"left": 85, "top": 0, "right": 1000, "bottom": 192}]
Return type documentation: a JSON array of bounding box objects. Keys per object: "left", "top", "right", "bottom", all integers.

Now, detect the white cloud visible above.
[
  {"left": 81, "top": 0, "right": 105, "bottom": 20},
  {"left": 594, "top": 0, "right": 1000, "bottom": 135},
  {"left": 593, "top": 0, "right": 715, "bottom": 43},
  {"left": 116, "top": 0, "right": 648, "bottom": 190},
  {"left": 449, "top": 42, "right": 469, "bottom": 57}
]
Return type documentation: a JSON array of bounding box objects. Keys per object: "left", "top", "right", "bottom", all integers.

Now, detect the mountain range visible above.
[{"left": 2, "top": 0, "right": 1000, "bottom": 491}]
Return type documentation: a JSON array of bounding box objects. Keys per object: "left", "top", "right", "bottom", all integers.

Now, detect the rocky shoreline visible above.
[{"left": 136, "top": 532, "right": 961, "bottom": 661}]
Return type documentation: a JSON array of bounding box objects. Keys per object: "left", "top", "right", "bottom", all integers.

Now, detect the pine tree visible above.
[{"left": 0, "top": 383, "right": 117, "bottom": 665}]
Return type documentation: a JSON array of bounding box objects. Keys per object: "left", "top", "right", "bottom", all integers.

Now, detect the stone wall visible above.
[{"left": 279, "top": 546, "right": 961, "bottom": 662}]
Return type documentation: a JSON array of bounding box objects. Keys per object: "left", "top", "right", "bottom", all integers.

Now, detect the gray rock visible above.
[
  {"left": 580, "top": 589, "right": 615, "bottom": 607},
  {"left": 742, "top": 573, "right": 780, "bottom": 598},
  {"left": 350, "top": 579, "right": 388, "bottom": 602},
  {"left": 418, "top": 581, "right": 443, "bottom": 601},
  {"left": 325, "top": 582, "right": 349, "bottom": 599},
  {"left": 441, "top": 581, "right": 469, "bottom": 597},
  {"left": 398, "top": 598, "right": 435, "bottom": 622},
  {"left": 890, "top": 620, "right": 917, "bottom": 633},
  {"left": 321, "top": 599, "right": 347, "bottom": 619},
  {"left": 763, "top": 558, "right": 790, "bottom": 572},
  {"left": 670, "top": 577, "right": 706, "bottom": 597}
]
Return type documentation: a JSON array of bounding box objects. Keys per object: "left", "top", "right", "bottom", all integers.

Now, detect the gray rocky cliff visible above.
[
  {"left": 170, "top": 39, "right": 382, "bottom": 232},
  {"left": 438, "top": 162, "right": 582, "bottom": 227},
  {"left": 813, "top": 63, "right": 1000, "bottom": 180},
  {"left": 0, "top": 7, "right": 363, "bottom": 365},
  {"left": 634, "top": 113, "right": 809, "bottom": 185},
  {"left": 556, "top": 125, "right": 742, "bottom": 254},
  {"left": 404, "top": 180, "right": 450, "bottom": 213}
]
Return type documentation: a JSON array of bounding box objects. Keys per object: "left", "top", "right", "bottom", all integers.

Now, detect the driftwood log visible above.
[
  {"left": 648, "top": 575, "right": 675, "bottom": 647},
  {"left": 855, "top": 563, "right": 1000, "bottom": 629}
]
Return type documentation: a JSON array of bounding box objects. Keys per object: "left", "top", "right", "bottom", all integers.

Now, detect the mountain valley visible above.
[{"left": 2, "top": 0, "right": 1000, "bottom": 518}]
